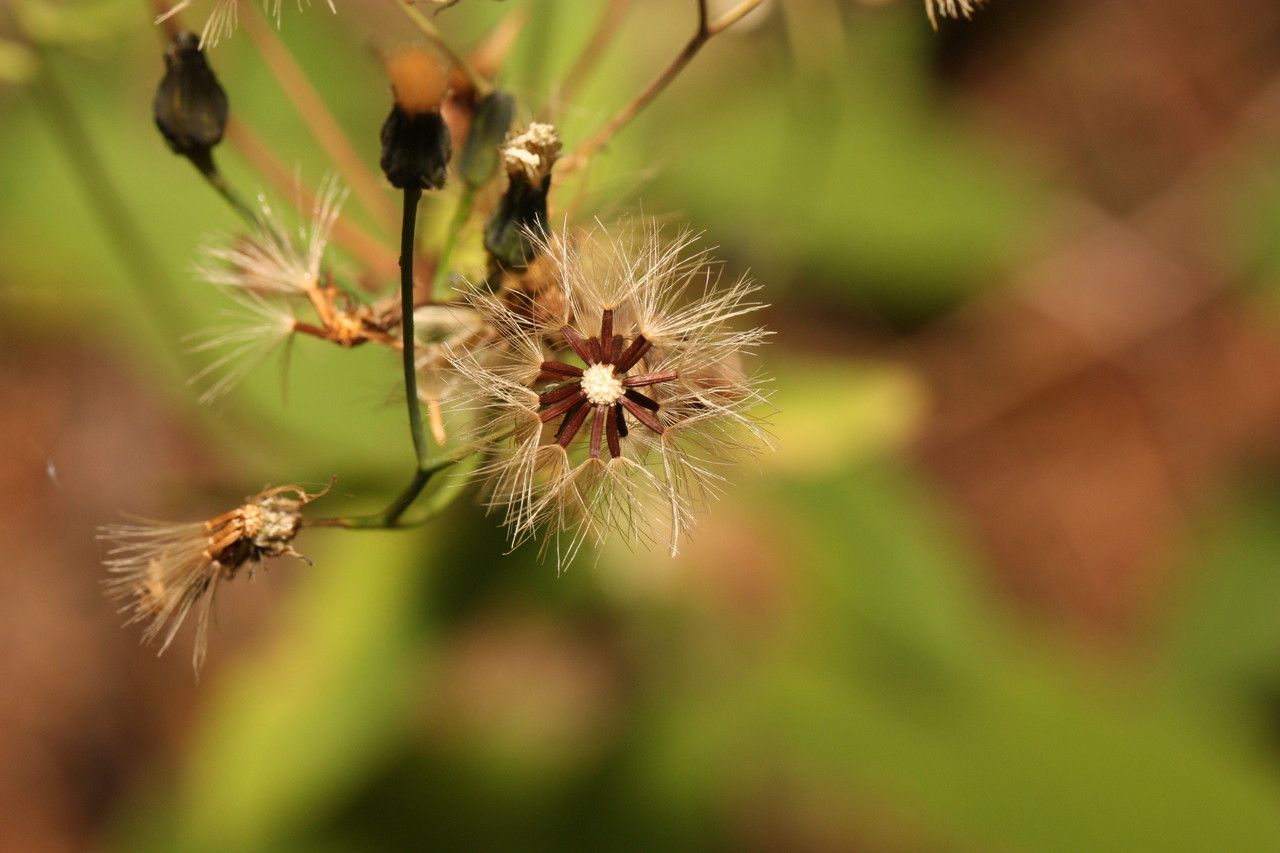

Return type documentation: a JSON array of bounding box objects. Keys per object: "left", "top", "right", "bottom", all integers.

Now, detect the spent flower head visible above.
[
  {"left": 100, "top": 483, "right": 328, "bottom": 673},
  {"left": 195, "top": 175, "right": 348, "bottom": 297},
  {"left": 449, "top": 220, "right": 772, "bottom": 567}
]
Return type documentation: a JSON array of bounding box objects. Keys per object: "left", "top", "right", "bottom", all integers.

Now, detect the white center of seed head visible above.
[{"left": 581, "top": 363, "right": 625, "bottom": 406}]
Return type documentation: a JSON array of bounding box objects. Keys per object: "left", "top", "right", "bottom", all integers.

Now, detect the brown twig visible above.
[
  {"left": 560, "top": 0, "right": 765, "bottom": 174},
  {"left": 238, "top": 5, "right": 399, "bottom": 235}
]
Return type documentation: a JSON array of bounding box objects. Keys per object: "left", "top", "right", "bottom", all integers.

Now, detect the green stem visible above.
[
  {"left": 400, "top": 188, "right": 428, "bottom": 469},
  {"left": 430, "top": 187, "right": 473, "bottom": 301},
  {"left": 309, "top": 454, "right": 460, "bottom": 529},
  {"left": 196, "top": 156, "right": 265, "bottom": 229},
  {"left": 305, "top": 429, "right": 503, "bottom": 530},
  {"left": 338, "top": 186, "right": 433, "bottom": 530}
]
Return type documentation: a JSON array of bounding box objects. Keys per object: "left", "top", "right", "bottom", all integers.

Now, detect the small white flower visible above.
[{"left": 449, "top": 221, "right": 772, "bottom": 568}]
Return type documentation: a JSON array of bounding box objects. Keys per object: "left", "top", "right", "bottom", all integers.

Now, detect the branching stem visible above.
[{"left": 560, "top": 0, "right": 764, "bottom": 174}]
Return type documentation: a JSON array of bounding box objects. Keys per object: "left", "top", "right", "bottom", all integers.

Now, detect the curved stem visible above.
[
  {"left": 198, "top": 158, "right": 265, "bottom": 228},
  {"left": 560, "top": 0, "right": 764, "bottom": 174},
  {"left": 305, "top": 428, "right": 507, "bottom": 530}
]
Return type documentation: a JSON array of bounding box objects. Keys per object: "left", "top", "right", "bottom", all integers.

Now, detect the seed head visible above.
[
  {"left": 195, "top": 175, "right": 348, "bottom": 297},
  {"left": 100, "top": 483, "right": 328, "bottom": 674},
  {"left": 449, "top": 221, "right": 772, "bottom": 568}
]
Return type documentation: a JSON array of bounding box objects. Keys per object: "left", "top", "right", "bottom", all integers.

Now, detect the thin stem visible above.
[
  {"left": 429, "top": 188, "right": 473, "bottom": 301},
  {"left": 239, "top": 5, "right": 399, "bottom": 234},
  {"left": 400, "top": 188, "right": 429, "bottom": 471},
  {"left": 305, "top": 427, "right": 510, "bottom": 529},
  {"left": 560, "top": 0, "right": 764, "bottom": 173},
  {"left": 319, "top": 188, "right": 428, "bottom": 530},
  {"left": 391, "top": 0, "right": 490, "bottom": 96},
  {"left": 198, "top": 159, "right": 265, "bottom": 227}
]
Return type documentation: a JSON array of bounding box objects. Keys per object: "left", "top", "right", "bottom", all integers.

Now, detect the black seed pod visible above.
[
  {"left": 379, "top": 106, "right": 451, "bottom": 190},
  {"left": 153, "top": 31, "right": 227, "bottom": 175},
  {"left": 484, "top": 171, "right": 549, "bottom": 270}
]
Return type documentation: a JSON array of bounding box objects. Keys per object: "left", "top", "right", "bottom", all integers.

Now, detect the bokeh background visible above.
[{"left": 6, "top": 0, "right": 1280, "bottom": 849}]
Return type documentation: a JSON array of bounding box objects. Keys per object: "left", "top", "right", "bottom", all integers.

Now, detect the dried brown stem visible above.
[
  {"left": 560, "top": 0, "right": 765, "bottom": 173},
  {"left": 239, "top": 6, "right": 399, "bottom": 235}
]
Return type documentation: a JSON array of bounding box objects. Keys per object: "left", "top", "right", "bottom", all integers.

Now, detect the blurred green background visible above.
[{"left": 7, "top": 0, "right": 1280, "bottom": 850}]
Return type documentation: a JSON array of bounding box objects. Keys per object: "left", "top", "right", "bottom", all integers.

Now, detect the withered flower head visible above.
[
  {"left": 925, "top": 0, "right": 987, "bottom": 28},
  {"left": 380, "top": 49, "right": 452, "bottom": 190},
  {"left": 100, "top": 483, "right": 328, "bottom": 674},
  {"left": 153, "top": 30, "right": 228, "bottom": 174},
  {"left": 187, "top": 176, "right": 350, "bottom": 403},
  {"left": 195, "top": 174, "right": 348, "bottom": 297},
  {"left": 449, "top": 220, "right": 772, "bottom": 568},
  {"left": 483, "top": 123, "right": 561, "bottom": 270}
]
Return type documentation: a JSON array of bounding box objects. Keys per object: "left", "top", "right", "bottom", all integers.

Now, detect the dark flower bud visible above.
[
  {"left": 379, "top": 49, "right": 451, "bottom": 191},
  {"left": 380, "top": 107, "right": 451, "bottom": 190},
  {"left": 153, "top": 31, "right": 228, "bottom": 175},
  {"left": 457, "top": 90, "right": 515, "bottom": 190},
  {"left": 484, "top": 123, "right": 560, "bottom": 270}
]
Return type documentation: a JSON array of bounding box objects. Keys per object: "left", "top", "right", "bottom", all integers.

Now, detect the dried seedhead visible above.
[
  {"left": 449, "top": 220, "right": 773, "bottom": 568},
  {"left": 100, "top": 482, "right": 329, "bottom": 673}
]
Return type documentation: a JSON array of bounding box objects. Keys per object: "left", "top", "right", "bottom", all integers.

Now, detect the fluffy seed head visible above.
[
  {"left": 448, "top": 220, "right": 773, "bottom": 568},
  {"left": 100, "top": 483, "right": 327, "bottom": 674}
]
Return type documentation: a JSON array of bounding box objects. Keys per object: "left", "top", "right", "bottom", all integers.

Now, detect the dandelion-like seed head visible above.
[
  {"left": 449, "top": 220, "right": 772, "bottom": 568},
  {"left": 100, "top": 483, "right": 327, "bottom": 673}
]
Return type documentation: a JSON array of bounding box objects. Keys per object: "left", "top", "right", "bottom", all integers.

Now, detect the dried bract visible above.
[{"left": 101, "top": 484, "right": 327, "bottom": 673}]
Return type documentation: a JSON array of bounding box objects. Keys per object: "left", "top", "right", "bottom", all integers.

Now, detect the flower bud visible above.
[
  {"left": 483, "top": 123, "right": 561, "bottom": 270},
  {"left": 153, "top": 31, "right": 228, "bottom": 174},
  {"left": 379, "top": 49, "right": 452, "bottom": 190},
  {"left": 457, "top": 90, "right": 515, "bottom": 190}
]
